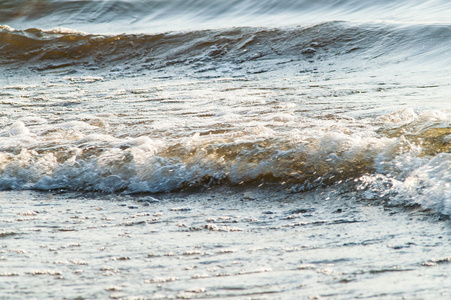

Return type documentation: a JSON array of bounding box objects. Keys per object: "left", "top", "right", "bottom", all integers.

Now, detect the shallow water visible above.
[
  {"left": 1, "top": 0, "right": 451, "bottom": 298},
  {"left": 1, "top": 187, "right": 450, "bottom": 299}
]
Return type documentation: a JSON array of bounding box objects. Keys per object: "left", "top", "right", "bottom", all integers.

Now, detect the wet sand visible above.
[{"left": 1, "top": 186, "right": 450, "bottom": 299}]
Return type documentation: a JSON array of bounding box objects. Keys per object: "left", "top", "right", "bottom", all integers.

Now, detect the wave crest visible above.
[{"left": 1, "top": 22, "right": 450, "bottom": 71}]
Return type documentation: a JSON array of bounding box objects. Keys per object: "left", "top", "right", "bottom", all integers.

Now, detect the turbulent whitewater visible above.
[
  {"left": 1, "top": 0, "right": 451, "bottom": 215},
  {"left": 2, "top": 2, "right": 451, "bottom": 300}
]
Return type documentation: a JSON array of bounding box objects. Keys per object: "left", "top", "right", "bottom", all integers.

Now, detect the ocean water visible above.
[
  {"left": 1, "top": 0, "right": 451, "bottom": 214},
  {"left": 1, "top": 0, "right": 451, "bottom": 299}
]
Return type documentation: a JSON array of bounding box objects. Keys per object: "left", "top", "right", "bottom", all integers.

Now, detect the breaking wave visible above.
[
  {"left": 1, "top": 0, "right": 451, "bottom": 218},
  {"left": 1, "top": 109, "right": 451, "bottom": 216},
  {"left": 1, "top": 21, "right": 450, "bottom": 71}
]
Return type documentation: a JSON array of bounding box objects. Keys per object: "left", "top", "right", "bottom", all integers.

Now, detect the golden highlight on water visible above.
[{"left": 1, "top": 0, "right": 450, "bottom": 299}]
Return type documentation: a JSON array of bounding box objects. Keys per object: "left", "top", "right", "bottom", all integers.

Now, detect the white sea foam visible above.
[
  {"left": 0, "top": 117, "right": 395, "bottom": 194},
  {"left": 399, "top": 154, "right": 451, "bottom": 215},
  {"left": 1, "top": 0, "right": 451, "bottom": 218},
  {"left": 44, "top": 27, "right": 87, "bottom": 35},
  {"left": 1, "top": 106, "right": 450, "bottom": 216},
  {"left": 9, "top": 122, "right": 30, "bottom": 136}
]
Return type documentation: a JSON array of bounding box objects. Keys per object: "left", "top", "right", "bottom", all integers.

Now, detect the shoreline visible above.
[{"left": 1, "top": 186, "right": 450, "bottom": 299}]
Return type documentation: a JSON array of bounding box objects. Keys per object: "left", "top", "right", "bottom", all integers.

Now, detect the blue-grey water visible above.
[{"left": 1, "top": 1, "right": 451, "bottom": 298}]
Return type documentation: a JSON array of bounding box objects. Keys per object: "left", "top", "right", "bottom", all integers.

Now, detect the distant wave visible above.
[
  {"left": 1, "top": 0, "right": 451, "bottom": 34},
  {"left": 1, "top": 22, "right": 450, "bottom": 71}
]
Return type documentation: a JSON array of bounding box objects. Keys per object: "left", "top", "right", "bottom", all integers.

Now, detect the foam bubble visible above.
[{"left": 9, "top": 122, "right": 30, "bottom": 136}]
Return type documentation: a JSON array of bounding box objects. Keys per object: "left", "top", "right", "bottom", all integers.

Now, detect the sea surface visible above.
[{"left": 1, "top": 0, "right": 451, "bottom": 299}]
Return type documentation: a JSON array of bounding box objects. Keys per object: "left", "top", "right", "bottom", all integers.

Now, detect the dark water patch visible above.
[
  {"left": 422, "top": 257, "right": 451, "bottom": 267},
  {"left": 1, "top": 22, "right": 450, "bottom": 73},
  {"left": 0, "top": 230, "right": 18, "bottom": 237}
]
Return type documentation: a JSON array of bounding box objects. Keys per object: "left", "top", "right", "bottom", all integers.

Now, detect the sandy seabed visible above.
[{"left": 1, "top": 186, "right": 450, "bottom": 299}]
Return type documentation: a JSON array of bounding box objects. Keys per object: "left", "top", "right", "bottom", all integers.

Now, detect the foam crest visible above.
[
  {"left": 378, "top": 109, "right": 451, "bottom": 157},
  {"left": 358, "top": 152, "right": 451, "bottom": 216},
  {"left": 402, "top": 154, "right": 451, "bottom": 215},
  {"left": 0, "top": 123, "right": 397, "bottom": 194},
  {"left": 1, "top": 108, "right": 451, "bottom": 216},
  {"left": 356, "top": 109, "right": 451, "bottom": 215},
  {"left": 44, "top": 27, "right": 87, "bottom": 34}
]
